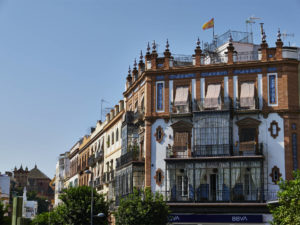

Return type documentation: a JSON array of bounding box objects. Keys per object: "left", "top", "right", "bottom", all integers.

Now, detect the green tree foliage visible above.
[
  {"left": 0, "top": 201, "right": 11, "bottom": 225},
  {"left": 32, "top": 205, "right": 65, "bottom": 225},
  {"left": 59, "top": 186, "right": 109, "bottom": 225},
  {"left": 32, "top": 186, "right": 109, "bottom": 225},
  {"left": 115, "top": 188, "right": 170, "bottom": 225},
  {"left": 269, "top": 170, "right": 300, "bottom": 225}
]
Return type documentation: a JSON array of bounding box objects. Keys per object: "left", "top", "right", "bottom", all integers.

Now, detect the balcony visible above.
[
  {"left": 235, "top": 97, "right": 260, "bottom": 112},
  {"left": 233, "top": 142, "right": 264, "bottom": 156},
  {"left": 94, "top": 177, "right": 103, "bottom": 188},
  {"left": 194, "top": 98, "right": 231, "bottom": 112},
  {"left": 88, "top": 155, "right": 95, "bottom": 167},
  {"left": 166, "top": 146, "right": 190, "bottom": 158},
  {"left": 95, "top": 151, "right": 104, "bottom": 162},
  {"left": 171, "top": 102, "right": 192, "bottom": 115},
  {"left": 164, "top": 189, "right": 277, "bottom": 203},
  {"left": 116, "top": 149, "right": 144, "bottom": 169},
  {"left": 133, "top": 107, "right": 145, "bottom": 123},
  {"left": 166, "top": 143, "right": 264, "bottom": 159},
  {"left": 193, "top": 144, "right": 232, "bottom": 157}
]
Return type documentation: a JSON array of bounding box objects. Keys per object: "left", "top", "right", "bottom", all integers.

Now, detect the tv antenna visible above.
[
  {"left": 245, "top": 16, "right": 261, "bottom": 43},
  {"left": 282, "top": 32, "right": 295, "bottom": 46}
]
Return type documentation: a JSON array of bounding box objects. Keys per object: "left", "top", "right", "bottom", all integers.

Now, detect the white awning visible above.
[
  {"left": 240, "top": 82, "right": 255, "bottom": 108},
  {"left": 204, "top": 84, "right": 221, "bottom": 109},
  {"left": 174, "top": 86, "right": 189, "bottom": 106}
]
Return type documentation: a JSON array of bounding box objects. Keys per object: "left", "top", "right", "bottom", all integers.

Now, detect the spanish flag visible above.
[{"left": 202, "top": 18, "right": 214, "bottom": 30}]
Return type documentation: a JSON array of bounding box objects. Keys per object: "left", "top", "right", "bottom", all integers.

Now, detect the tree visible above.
[
  {"left": 115, "top": 188, "right": 170, "bottom": 225},
  {"left": 269, "top": 170, "right": 300, "bottom": 225},
  {"left": 0, "top": 201, "right": 11, "bottom": 225},
  {"left": 59, "top": 186, "right": 109, "bottom": 225},
  {"left": 32, "top": 205, "right": 65, "bottom": 225}
]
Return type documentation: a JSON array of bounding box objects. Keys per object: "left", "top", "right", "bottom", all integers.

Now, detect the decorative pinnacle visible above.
[
  {"left": 229, "top": 33, "right": 233, "bottom": 43},
  {"left": 133, "top": 58, "right": 137, "bottom": 68},
  {"left": 277, "top": 28, "right": 281, "bottom": 40},
  {"left": 147, "top": 42, "right": 150, "bottom": 53},
  {"left": 140, "top": 50, "right": 143, "bottom": 61},
  {"left": 128, "top": 66, "right": 131, "bottom": 74},
  {"left": 152, "top": 40, "right": 156, "bottom": 51},
  {"left": 197, "top": 37, "right": 200, "bottom": 47},
  {"left": 262, "top": 31, "right": 266, "bottom": 42},
  {"left": 166, "top": 39, "right": 169, "bottom": 50}
]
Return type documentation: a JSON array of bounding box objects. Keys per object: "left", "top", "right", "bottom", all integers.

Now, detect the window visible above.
[
  {"left": 270, "top": 166, "right": 282, "bottom": 184},
  {"left": 156, "top": 82, "right": 164, "bottom": 112},
  {"left": 240, "top": 82, "right": 255, "bottom": 108},
  {"left": 112, "top": 132, "right": 114, "bottom": 145},
  {"left": 154, "top": 126, "right": 164, "bottom": 143},
  {"left": 107, "top": 135, "right": 110, "bottom": 148},
  {"left": 154, "top": 169, "right": 164, "bottom": 186},
  {"left": 268, "top": 73, "right": 278, "bottom": 105},
  {"left": 204, "top": 84, "right": 221, "bottom": 109},
  {"left": 268, "top": 120, "right": 281, "bottom": 139},
  {"left": 116, "top": 128, "right": 119, "bottom": 142},
  {"left": 292, "top": 133, "right": 298, "bottom": 170},
  {"left": 174, "top": 86, "right": 189, "bottom": 113}
]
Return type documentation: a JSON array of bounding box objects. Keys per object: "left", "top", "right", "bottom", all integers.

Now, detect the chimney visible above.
[
  {"left": 106, "top": 113, "right": 110, "bottom": 122},
  {"left": 119, "top": 100, "right": 124, "bottom": 111},
  {"left": 114, "top": 105, "right": 119, "bottom": 115}
]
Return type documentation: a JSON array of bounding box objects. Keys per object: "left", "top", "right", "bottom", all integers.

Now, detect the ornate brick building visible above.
[{"left": 57, "top": 27, "right": 300, "bottom": 224}]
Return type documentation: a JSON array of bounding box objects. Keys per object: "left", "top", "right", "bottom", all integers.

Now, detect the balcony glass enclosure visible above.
[{"left": 166, "top": 160, "right": 263, "bottom": 202}]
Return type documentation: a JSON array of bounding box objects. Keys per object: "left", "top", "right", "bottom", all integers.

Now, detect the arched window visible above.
[{"left": 116, "top": 128, "right": 119, "bottom": 142}]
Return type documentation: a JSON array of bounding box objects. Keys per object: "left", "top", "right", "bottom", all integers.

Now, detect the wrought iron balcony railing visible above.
[
  {"left": 166, "top": 143, "right": 264, "bottom": 159},
  {"left": 235, "top": 97, "right": 260, "bottom": 111},
  {"left": 194, "top": 97, "right": 231, "bottom": 112},
  {"left": 164, "top": 189, "right": 277, "bottom": 203},
  {"left": 116, "top": 149, "right": 144, "bottom": 169}
]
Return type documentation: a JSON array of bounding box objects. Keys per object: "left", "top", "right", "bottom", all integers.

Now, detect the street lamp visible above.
[{"left": 84, "top": 169, "right": 94, "bottom": 225}]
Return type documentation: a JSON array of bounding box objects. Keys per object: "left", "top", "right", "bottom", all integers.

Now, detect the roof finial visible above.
[
  {"left": 146, "top": 42, "right": 150, "bottom": 54},
  {"left": 197, "top": 37, "right": 200, "bottom": 47},
  {"left": 128, "top": 65, "right": 131, "bottom": 74},
  {"left": 262, "top": 31, "right": 266, "bottom": 42},
  {"left": 152, "top": 40, "right": 156, "bottom": 51},
  {"left": 229, "top": 32, "right": 233, "bottom": 44},
  {"left": 133, "top": 58, "right": 137, "bottom": 69},
  {"left": 277, "top": 28, "right": 281, "bottom": 41},
  {"left": 140, "top": 50, "right": 143, "bottom": 61},
  {"left": 166, "top": 39, "right": 169, "bottom": 50}
]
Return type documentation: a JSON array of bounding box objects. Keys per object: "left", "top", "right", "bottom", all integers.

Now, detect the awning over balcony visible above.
[
  {"left": 174, "top": 86, "right": 189, "bottom": 106},
  {"left": 240, "top": 82, "right": 255, "bottom": 108},
  {"left": 204, "top": 84, "right": 221, "bottom": 109}
]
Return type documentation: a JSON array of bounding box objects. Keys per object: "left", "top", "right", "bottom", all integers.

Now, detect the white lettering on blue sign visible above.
[
  {"left": 234, "top": 68, "right": 262, "bottom": 75},
  {"left": 232, "top": 216, "right": 248, "bottom": 222}
]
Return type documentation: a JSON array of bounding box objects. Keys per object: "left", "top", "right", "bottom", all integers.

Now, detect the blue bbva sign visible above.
[{"left": 168, "top": 214, "right": 263, "bottom": 223}]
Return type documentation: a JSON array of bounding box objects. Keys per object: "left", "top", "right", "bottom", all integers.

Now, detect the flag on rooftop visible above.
[{"left": 202, "top": 18, "right": 214, "bottom": 30}]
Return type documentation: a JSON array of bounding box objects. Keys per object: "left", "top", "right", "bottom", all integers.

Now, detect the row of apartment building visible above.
[{"left": 55, "top": 28, "right": 300, "bottom": 225}]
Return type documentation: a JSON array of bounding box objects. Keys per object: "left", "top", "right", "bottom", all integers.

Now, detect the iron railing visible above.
[
  {"left": 194, "top": 97, "right": 232, "bottom": 112},
  {"left": 166, "top": 146, "right": 189, "bottom": 158},
  {"left": 235, "top": 97, "right": 260, "bottom": 111},
  {"left": 116, "top": 150, "right": 144, "bottom": 169},
  {"left": 164, "top": 189, "right": 278, "bottom": 203},
  {"left": 233, "top": 142, "right": 264, "bottom": 156},
  {"left": 193, "top": 144, "right": 232, "bottom": 157}
]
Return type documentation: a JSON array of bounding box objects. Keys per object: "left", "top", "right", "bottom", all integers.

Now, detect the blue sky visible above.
[{"left": 0, "top": 0, "right": 299, "bottom": 177}]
